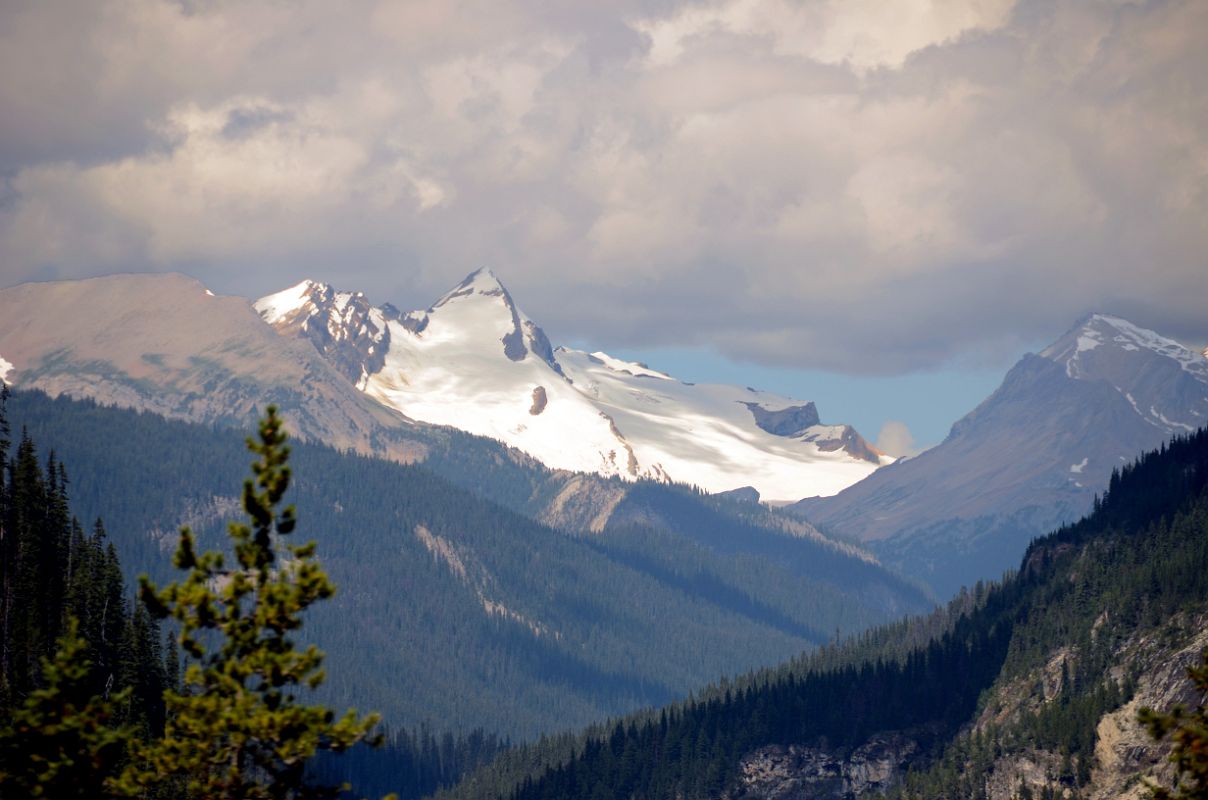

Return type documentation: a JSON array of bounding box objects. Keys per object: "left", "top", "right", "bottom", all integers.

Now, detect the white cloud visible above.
[
  {"left": 634, "top": 0, "right": 1016, "bottom": 71},
  {"left": 1, "top": 0, "right": 1206, "bottom": 371}
]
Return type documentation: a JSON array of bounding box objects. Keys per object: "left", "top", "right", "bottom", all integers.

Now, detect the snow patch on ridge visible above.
[
  {"left": 1093, "top": 314, "right": 1208, "bottom": 377},
  {"left": 587, "top": 351, "right": 674, "bottom": 380},
  {"left": 1042, "top": 313, "right": 1208, "bottom": 381},
  {"left": 254, "top": 279, "right": 323, "bottom": 324},
  {"left": 0, "top": 353, "right": 13, "bottom": 384}
]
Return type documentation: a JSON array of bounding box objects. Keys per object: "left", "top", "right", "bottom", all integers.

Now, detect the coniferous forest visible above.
[
  {"left": 0, "top": 388, "right": 928, "bottom": 740},
  {"left": 443, "top": 428, "right": 1208, "bottom": 800},
  {"left": 0, "top": 383, "right": 174, "bottom": 753},
  {"left": 0, "top": 387, "right": 498, "bottom": 799},
  {"left": 4, "top": 381, "right": 1208, "bottom": 798}
]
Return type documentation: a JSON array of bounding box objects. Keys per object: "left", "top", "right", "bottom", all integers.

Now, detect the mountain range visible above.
[
  {"left": 3, "top": 271, "right": 1206, "bottom": 601},
  {"left": 2, "top": 268, "right": 1207, "bottom": 797},
  {"left": 2, "top": 386, "right": 929, "bottom": 739},
  {"left": 253, "top": 268, "right": 886, "bottom": 502},
  {"left": 450, "top": 425, "right": 1208, "bottom": 800},
  {"left": 0, "top": 271, "right": 883, "bottom": 504}
]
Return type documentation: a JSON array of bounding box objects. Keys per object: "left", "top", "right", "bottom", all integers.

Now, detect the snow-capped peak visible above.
[
  {"left": 1037, "top": 312, "right": 1208, "bottom": 435},
  {"left": 255, "top": 270, "right": 887, "bottom": 501},
  {"left": 254, "top": 279, "right": 329, "bottom": 325},
  {"left": 1041, "top": 313, "right": 1208, "bottom": 380},
  {"left": 432, "top": 267, "right": 513, "bottom": 309}
]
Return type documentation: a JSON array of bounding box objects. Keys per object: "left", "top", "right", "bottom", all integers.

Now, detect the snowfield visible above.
[{"left": 256, "top": 269, "right": 888, "bottom": 502}]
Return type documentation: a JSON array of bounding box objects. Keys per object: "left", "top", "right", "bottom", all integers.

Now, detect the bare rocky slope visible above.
[
  {"left": 0, "top": 273, "right": 427, "bottom": 462},
  {"left": 720, "top": 615, "right": 1207, "bottom": 800}
]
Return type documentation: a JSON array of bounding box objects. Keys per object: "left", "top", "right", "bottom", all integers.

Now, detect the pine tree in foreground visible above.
[{"left": 121, "top": 406, "right": 391, "bottom": 799}]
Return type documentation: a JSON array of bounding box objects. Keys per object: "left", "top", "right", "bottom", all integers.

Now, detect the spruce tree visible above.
[{"left": 123, "top": 406, "right": 389, "bottom": 799}]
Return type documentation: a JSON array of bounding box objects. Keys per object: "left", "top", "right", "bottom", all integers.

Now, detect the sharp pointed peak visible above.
[
  {"left": 433, "top": 267, "right": 516, "bottom": 309},
  {"left": 460, "top": 267, "right": 508, "bottom": 293}
]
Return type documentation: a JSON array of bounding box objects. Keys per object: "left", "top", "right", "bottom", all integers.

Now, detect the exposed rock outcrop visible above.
[{"left": 726, "top": 733, "right": 918, "bottom": 800}]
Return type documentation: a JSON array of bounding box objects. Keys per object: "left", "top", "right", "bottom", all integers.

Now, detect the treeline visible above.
[
  {"left": 0, "top": 383, "right": 175, "bottom": 742},
  {"left": 456, "top": 427, "right": 1208, "bottom": 800},
  {"left": 499, "top": 583, "right": 1019, "bottom": 800}
]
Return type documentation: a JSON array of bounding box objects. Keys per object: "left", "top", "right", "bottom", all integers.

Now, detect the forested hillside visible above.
[
  {"left": 0, "top": 390, "right": 502, "bottom": 798},
  {"left": 0, "top": 388, "right": 173, "bottom": 740},
  {"left": 450, "top": 428, "right": 1208, "bottom": 799},
  {"left": 3, "top": 389, "right": 928, "bottom": 740}
]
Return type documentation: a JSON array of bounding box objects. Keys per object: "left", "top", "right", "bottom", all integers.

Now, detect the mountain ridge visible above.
[
  {"left": 254, "top": 268, "right": 887, "bottom": 501},
  {"left": 791, "top": 312, "right": 1208, "bottom": 596},
  {"left": 2, "top": 387, "right": 932, "bottom": 739}
]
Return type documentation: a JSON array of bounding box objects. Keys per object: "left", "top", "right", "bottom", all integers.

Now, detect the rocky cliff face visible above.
[
  {"left": 725, "top": 734, "right": 918, "bottom": 800},
  {"left": 718, "top": 614, "right": 1206, "bottom": 800}
]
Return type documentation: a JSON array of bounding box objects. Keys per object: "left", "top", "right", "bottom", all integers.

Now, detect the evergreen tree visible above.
[
  {"left": 123, "top": 406, "right": 389, "bottom": 799},
  {"left": 1140, "top": 646, "right": 1208, "bottom": 800},
  {"left": 0, "top": 617, "right": 133, "bottom": 798}
]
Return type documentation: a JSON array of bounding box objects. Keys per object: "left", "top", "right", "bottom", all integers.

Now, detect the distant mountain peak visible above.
[
  {"left": 433, "top": 267, "right": 514, "bottom": 309},
  {"left": 1040, "top": 313, "right": 1208, "bottom": 382}
]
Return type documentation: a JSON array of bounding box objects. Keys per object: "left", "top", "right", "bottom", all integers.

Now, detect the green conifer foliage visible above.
[
  {"left": 126, "top": 406, "right": 388, "bottom": 799},
  {"left": 0, "top": 616, "right": 133, "bottom": 798},
  {"left": 1140, "top": 646, "right": 1208, "bottom": 800}
]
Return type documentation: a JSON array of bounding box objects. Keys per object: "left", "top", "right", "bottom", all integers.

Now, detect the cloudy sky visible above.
[{"left": 1, "top": 0, "right": 1205, "bottom": 449}]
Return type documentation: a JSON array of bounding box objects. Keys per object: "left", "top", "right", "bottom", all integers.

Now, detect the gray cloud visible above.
[{"left": 0, "top": 0, "right": 1205, "bottom": 373}]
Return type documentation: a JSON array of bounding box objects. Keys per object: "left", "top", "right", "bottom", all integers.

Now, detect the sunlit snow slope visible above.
[
  {"left": 256, "top": 269, "right": 887, "bottom": 501},
  {"left": 556, "top": 349, "right": 888, "bottom": 500}
]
